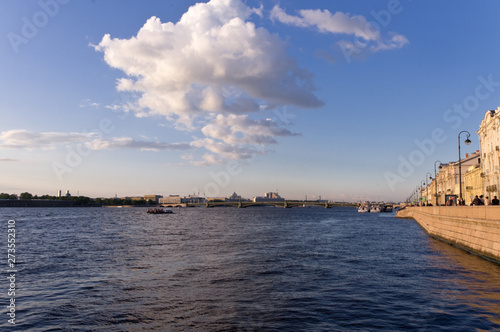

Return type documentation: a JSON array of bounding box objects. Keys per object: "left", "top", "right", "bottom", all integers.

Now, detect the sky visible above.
[{"left": 1, "top": 0, "right": 500, "bottom": 201}]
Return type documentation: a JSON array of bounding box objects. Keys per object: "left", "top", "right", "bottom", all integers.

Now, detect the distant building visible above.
[
  {"left": 465, "top": 164, "right": 482, "bottom": 204},
  {"left": 65, "top": 190, "right": 71, "bottom": 197},
  {"left": 425, "top": 106, "right": 500, "bottom": 205},
  {"left": 253, "top": 192, "right": 285, "bottom": 202},
  {"left": 206, "top": 197, "right": 228, "bottom": 202},
  {"left": 143, "top": 195, "right": 163, "bottom": 203},
  {"left": 432, "top": 152, "right": 480, "bottom": 205},
  {"left": 227, "top": 192, "right": 243, "bottom": 202},
  {"left": 57, "top": 190, "right": 62, "bottom": 198},
  {"left": 121, "top": 196, "right": 144, "bottom": 201},
  {"left": 160, "top": 195, "right": 180, "bottom": 204},
  {"left": 159, "top": 195, "right": 206, "bottom": 204}
]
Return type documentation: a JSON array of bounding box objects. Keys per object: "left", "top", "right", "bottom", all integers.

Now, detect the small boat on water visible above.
[
  {"left": 383, "top": 204, "right": 393, "bottom": 213},
  {"left": 147, "top": 208, "right": 173, "bottom": 214},
  {"left": 358, "top": 202, "right": 394, "bottom": 214},
  {"left": 358, "top": 204, "right": 370, "bottom": 213}
]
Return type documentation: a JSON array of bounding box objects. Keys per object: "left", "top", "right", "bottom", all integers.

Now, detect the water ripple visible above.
[{"left": 0, "top": 207, "right": 499, "bottom": 331}]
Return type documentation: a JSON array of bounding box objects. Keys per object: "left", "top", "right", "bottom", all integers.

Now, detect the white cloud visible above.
[
  {"left": 89, "top": 137, "right": 190, "bottom": 151},
  {"left": 271, "top": 5, "right": 408, "bottom": 58},
  {"left": 94, "top": 3, "right": 323, "bottom": 119},
  {"left": 0, "top": 130, "right": 96, "bottom": 150},
  {"left": 0, "top": 130, "right": 190, "bottom": 151},
  {"left": 190, "top": 153, "right": 225, "bottom": 166},
  {"left": 271, "top": 6, "right": 379, "bottom": 41},
  {"left": 201, "top": 114, "right": 299, "bottom": 145},
  {"left": 190, "top": 137, "right": 266, "bottom": 161},
  {"left": 94, "top": 0, "right": 323, "bottom": 164},
  {"left": 79, "top": 99, "right": 101, "bottom": 109}
]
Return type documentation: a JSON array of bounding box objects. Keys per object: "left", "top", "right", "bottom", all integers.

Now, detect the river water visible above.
[{"left": 1, "top": 206, "right": 499, "bottom": 331}]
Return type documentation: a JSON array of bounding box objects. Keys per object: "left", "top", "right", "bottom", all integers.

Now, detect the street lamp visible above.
[
  {"left": 417, "top": 185, "right": 422, "bottom": 205},
  {"left": 421, "top": 181, "right": 426, "bottom": 205},
  {"left": 434, "top": 161, "right": 442, "bottom": 205},
  {"left": 458, "top": 131, "right": 472, "bottom": 203},
  {"left": 425, "top": 173, "right": 432, "bottom": 205}
]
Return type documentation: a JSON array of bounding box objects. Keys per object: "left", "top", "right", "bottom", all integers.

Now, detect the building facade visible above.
[
  {"left": 253, "top": 192, "right": 285, "bottom": 202},
  {"left": 477, "top": 107, "right": 500, "bottom": 200},
  {"left": 417, "top": 106, "right": 500, "bottom": 205},
  {"left": 144, "top": 195, "right": 163, "bottom": 203},
  {"left": 429, "top": 152, "right": 480, "bottom": 205},
  {"left": 159, "top": 195, "right": 206, "bottom": 204},
  {"left": 465, "top": 164, "right": 482, "bottom": 204}
]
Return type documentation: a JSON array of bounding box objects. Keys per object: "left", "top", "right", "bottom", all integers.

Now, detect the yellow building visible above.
[
  {"left": 143, "top": 195, "right": 163, "bottom": 203},
  {"left": 464, "top": 164, "right": 482, "bottom": 205},
  {"left": 430, "top": 152, "right": 480, "bottom": 205}
]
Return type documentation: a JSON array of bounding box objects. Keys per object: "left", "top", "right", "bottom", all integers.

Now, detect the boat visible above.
[
  {"left": 383, "top": 204, "right": 393, "bottom": 213},
  {"left": 147, "top": 208, "right": 173, "bottom": 214},
  {"left": 370, "top": 205, "right": 382, "bottom": 213},
  {"left": 358, "top": 204, "right": 370, "bottom": 213}
]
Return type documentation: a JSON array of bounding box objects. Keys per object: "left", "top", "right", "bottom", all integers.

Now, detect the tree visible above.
[
  {"left": 19, "top": 192, "right": 33, "bottom": 200},
  {"left": 0, "top": 193, "right": 10, "bottom": 199}
]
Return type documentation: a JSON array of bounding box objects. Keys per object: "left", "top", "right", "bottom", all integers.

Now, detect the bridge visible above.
[{"left": 161, "top": 201, "right": 357, "bottom": 209}]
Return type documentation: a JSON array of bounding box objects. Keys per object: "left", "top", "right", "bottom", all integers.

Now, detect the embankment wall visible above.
[{"left": 396, "top": 206, "right": 500, "bottom": 263}]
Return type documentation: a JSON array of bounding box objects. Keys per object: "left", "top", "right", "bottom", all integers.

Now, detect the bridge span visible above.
[{"left": 161, "top": 201, "right": 357, "bottom": 209}]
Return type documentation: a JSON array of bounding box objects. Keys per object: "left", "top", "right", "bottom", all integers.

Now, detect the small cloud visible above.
[
  {"left": 79, "top": 99, "right": 101, "bottom": 109},
  {"left": 271, "top": 6, "right": 380, "bottom": 41},
  {"left": 314, "top": 49, "right": 337, "bottom": 64},
  {"left": 271, "top": 5, "right": 408, "bottom": 61},
  {"left": 0, "top": 130, "right": 96, "bottom": 150},
  {"left": 89, "top": 137, "right": 191, "bottom": 151},
  {"left": 190, "top": 153, "right": 225, "bottom": 166},
  {"left": 0, "top": 158, "right": 19, "bottom": 162},
  {"left": 181, "top": 154, "right": 194, "bottom": 160},
  {"left": 0, "top": 129, "right": 190, "bottom": 152}
]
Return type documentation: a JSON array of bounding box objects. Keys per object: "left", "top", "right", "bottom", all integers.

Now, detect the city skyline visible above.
[{"left": 1, "top": 0, "right": 500, "bottom": 201}]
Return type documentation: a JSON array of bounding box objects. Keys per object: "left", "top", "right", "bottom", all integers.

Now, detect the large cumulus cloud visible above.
[{"left": 94, "top": 0, "right": 323, "bottom": 164}]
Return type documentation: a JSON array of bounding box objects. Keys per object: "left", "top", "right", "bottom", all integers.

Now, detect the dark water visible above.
[{"left": 1, "top": 207, "right": 499, "bottom": 331}]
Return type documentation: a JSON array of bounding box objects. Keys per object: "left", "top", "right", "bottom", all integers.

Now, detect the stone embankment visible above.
[{"left": 396, "top": 206, "right": 500, "bottom": 263}]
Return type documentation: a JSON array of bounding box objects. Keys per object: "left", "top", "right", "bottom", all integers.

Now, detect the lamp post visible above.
[
  {"left": 421, "top": 181, "right": 425, "bottom": 205},
  {"left": 458, "top": 131, "right": 472, "bottom": 203},
  {"left": 434, "top": 161, "right": 442, "bottom": 205},
  {"left": 417, "top": 185, "right": 421, "bottom": 206},
  {"left": 425, "top": 173, "right": 432, "bottom": 205}
]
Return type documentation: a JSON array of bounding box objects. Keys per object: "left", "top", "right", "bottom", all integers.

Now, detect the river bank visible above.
[{"left": 396, "top": 206, "right": 500, "bottom": 264}]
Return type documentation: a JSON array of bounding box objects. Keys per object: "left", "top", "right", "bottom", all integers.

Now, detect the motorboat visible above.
[
  {"left": 358, "top": 205, "right": 370, "bottom": 213},
  {"left": 370, "top": 205, "right": 382, "bottom": 213},
  {"left": 147, "top": 208, "right": 173, "bottom": 214}
]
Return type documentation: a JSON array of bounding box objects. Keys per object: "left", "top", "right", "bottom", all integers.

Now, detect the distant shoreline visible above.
[{"left": 0, "top": 199, "right": 95, "bottom": 208}]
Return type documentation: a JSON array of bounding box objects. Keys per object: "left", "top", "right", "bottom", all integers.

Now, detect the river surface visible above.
[{"left": 1, "top": 206, "right": 499, "bottom": 331}]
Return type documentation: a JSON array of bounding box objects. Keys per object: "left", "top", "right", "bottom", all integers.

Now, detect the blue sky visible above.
[{"left": 1, "top": 0, "right": 499, "bottom": 201}]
